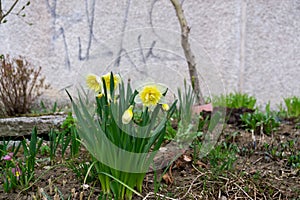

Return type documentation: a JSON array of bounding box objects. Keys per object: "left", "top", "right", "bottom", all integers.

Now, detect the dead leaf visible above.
[
  {"left": 175, "top": 159, "right": 184, "bottom": 168},
  {"left": 162, "top": 173, "right": 173, "bottom": 184},
  {"left": 183, "top": 154, "right": 192, "bottom": 162}
]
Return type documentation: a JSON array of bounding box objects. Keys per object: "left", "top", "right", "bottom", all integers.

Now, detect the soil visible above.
[{"left": 0, "top": 108, "right": 299, "bottom": 200}]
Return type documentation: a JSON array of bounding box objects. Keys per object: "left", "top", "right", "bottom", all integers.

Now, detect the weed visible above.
[
  {"left": 67, "top": 160, "right": 97, "bottom": 183},
  {"left": 252, "top": 171, "right": 261, "bottom": 180},
  {"left": 40, "top": 145, "right": 50, "bottom": 156},
  {"left": 240, "top": 103, "right": 279, "bottom": 135},
  {"left": 279, "top": 96, "right": 300, "bottom": 119},
  {"left": 288, "top": 152, "right": 300, "bottom": 168},
  {"left": 202, "top": 142, "right": 238, "bottom": 175},
  {"left": 1, "top": 127, "right": 42, "bottom": 191},
  {"left": 34, "top": 100, "right": 61, "bottom": 115},
  {"left": 164, "top": 120, "right": 177, "bottom": 140}
]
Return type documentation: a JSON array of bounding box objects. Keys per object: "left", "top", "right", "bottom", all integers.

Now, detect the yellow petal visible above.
[
  {"left": 102, "top": 73, "right": 121, "bottom": 91},
  {"left": 86, "top": 74, "right": 102, "bottom": 92},
  {"left": 122, "top": 105, "right": 133, "bottom": 124}
]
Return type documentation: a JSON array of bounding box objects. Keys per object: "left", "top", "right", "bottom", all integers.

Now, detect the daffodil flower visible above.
[
  {"left": 122, "top": 105, "right": 134, "bottom": 124},
  {"left": 135, "top": 83, "right": 167, "bottom": 110},
  {"left": 102, "top": 73, "right": 121, "bottom": 91},
  {"left": 86, "top": 74, "right": 102, "bottom": 92}
]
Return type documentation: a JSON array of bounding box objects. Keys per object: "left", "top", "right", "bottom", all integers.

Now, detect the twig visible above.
[
  {"left": 233, "top": 182, "right": 254, "bottom": 200},
  {"left": 252, "top": 156, "right": 263, "bottom": 165},
  {"left": 0, "top": 0, "right": 19, "bottom": 23},
  {"left": 179, "top": 174, "right": 203, "bottom": 200},
  {"left": 143, "top": 192, "right": 179, "bottom": 200}
]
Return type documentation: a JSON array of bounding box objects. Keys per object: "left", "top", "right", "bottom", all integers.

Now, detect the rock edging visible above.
[{"left": 0, "top": 115, "right": 67, "bottom": 137}]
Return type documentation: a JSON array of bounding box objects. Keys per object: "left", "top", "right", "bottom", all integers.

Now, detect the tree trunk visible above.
[{"left": 170, "top": 0, "right": 205, "bottom": 105}]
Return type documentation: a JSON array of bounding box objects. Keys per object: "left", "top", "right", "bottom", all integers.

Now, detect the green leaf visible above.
[
  {"left": 29, "top": 126, "right": 38, "bottom": 157},
  {"left": 99, "top": 171, "right": 143, "bottom": 198},
  {"left": 110, "top": 72, "right": 114, "bottom": 98}
]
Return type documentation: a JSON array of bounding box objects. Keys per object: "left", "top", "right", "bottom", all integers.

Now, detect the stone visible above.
[{"left": 0, "top": 115, "right": 67, "bottom": 137}]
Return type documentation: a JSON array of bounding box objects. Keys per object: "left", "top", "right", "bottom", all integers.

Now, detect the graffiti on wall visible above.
[{"left": 44, "top": 0, "right": 183, "bottom": 71}]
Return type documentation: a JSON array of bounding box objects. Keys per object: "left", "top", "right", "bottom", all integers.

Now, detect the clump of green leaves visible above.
[
  {"left": 0, "top": 54, "right": 50, "bottom": 116},
  {"left": 47, "top": 113, "right": 80, "bottom": 163},
  {"left": 240, "top": 103, "right": 280, "bottom": 135},
  {"left": 69, "top": 72, "right": 177, "bottom": 199},
  {"left": 279, "top": 96, "right": 300, "bottom": 119},
  {"left": 212, "top": 92, "right": 256, "bottom": 109},
  {"left": 177, "top": 80, "right": 204, "bottom": 139},
  {"left": 61, "top": 112, "right": 80, "bottom": 158},
  {"left": 288, "top": 151, "right": 300, "bottom": 169},
  {"left": 178, "top": 80, "right": 195, "bottom": 125}
]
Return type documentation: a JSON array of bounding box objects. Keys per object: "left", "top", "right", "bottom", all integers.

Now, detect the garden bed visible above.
[{"left": 0, "top": 110, "right": 299, "bottom": 200}]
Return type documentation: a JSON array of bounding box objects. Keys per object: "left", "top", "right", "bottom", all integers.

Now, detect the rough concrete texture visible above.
[
  {"left": 0, "top": 115, "right": 66, "bottom": 137},
  {"left": 0, "top": 0, "right": 299, "bottom": 109}
]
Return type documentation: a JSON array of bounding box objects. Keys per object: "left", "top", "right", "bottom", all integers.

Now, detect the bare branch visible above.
[
  {"left": 170, "top": 0, "right": 205, "bottom": 104},
  {"left": 0, "top": 1, "right": 2, "bottom": 21},
  {"left": 0, "top": 0, "right": 20, "bottom": 23}
]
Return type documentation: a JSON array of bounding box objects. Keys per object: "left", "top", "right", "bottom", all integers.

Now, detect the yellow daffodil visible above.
[
  {"left": 122, "top": 105, "right": 134, "bottom": 124},
  {"left": 86, "top": 74, "right": 102, "bottom": 92},
  {"left": 162, "top": 103, "right": 169, "bottom": 111},
  {"left": 135, "top": 83, "right": 167, "bottom": 109},
  {"left": 102, "top": 73, "right": 121, "bottom": 91}
]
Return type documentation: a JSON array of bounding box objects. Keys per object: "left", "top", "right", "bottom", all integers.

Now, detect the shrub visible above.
[{"left": 0, "top": 54, "right": 50, "bottom": 116}]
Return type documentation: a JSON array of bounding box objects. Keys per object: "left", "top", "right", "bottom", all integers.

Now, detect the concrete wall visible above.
[{"left": 0, "top": 0, "right": 299, "bottom": 108}]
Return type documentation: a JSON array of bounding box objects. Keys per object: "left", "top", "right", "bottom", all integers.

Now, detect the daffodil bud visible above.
[
  {"left": 97, "top": 93, "right": 104, "bottom": 98},
  {"left": 122, "top": 105, "right": 134, "bottom": 124},
  {"left": 162, "top": 103, "right": 169, "bottom": 111}
]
